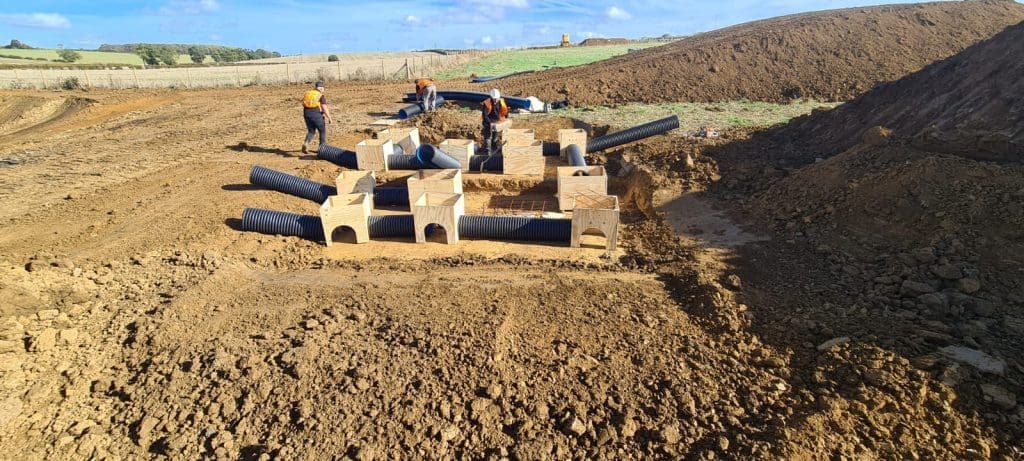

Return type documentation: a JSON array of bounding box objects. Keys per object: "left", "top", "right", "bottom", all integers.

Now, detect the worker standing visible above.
[
  {"left": 300, "top": 81, "right": 332, "bottom": 154},
  {"left": 481, "top": 88, "right": 508, "bottom": 154},
  {"left": 414, "top": 78, "right": 438, "bottom": 112}
]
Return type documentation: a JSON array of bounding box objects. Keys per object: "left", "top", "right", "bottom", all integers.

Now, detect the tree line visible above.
[{"left": 100, "top": 43, "right": 280, "bottom": 65}]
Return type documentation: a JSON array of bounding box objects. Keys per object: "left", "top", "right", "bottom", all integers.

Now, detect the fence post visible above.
[
  {"left": 381, "top": 59, "right": 385, "bottom": 80},
  {"left": 132, "top": 69, "right": 140, "bottom": 88},
  {"left": 235, "top": 67, "right": 241, "bottom": 86},
  {"left": 405, "top": 59, "right": 410, "bottom": 79},
  {"left": 12, "top": 68, "right": 18, "bottom": 87},
  {"left": 186, "top": 68, "right": 192, "bottom": 88},
  {"left": 39, "top": 69, "right": 46, "bottom": 89},
  {"left": 337, "top": 60, "right": 342, "bottom": 81},
  {"left": 84, "top": 70, "right": 91, "bottom": 88},
  {"left": 286, "top": 63, "right": 292, "bottom": 83}
]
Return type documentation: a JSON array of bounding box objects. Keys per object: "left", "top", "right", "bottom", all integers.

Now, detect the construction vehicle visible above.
[{"left": 560, "top": 33, "right": 571, "bottom": 47}]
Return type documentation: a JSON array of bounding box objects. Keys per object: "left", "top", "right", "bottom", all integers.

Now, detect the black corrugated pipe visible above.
[
  {"left": 240, "top": 209, "right": 572, "bottom": 242},
  {"left": 249, "top": 166, "right": 337, "bottom": 203},
  {"left": 373, "top": 187, "right": 409, "bottom": 207},
  {"left": 317, "top": 144, "right": 357, "bottom": 168},
  {"left": 469, "top": 155, "right": 503, "bottom": 172},
  {"left": 398, "top": 96, "right": 446, "bottom": 119},
  {"left": 387, "top": 154, "right": 429, "bottom": 170},
  {"left": 243, "top": 208, "right": 325, "bottom": 241},
  {"left": 542, "top": 141, "right": 560, "bottom": 156},
  {"left": 459, "top": 216, "right": 571, "bottom": 242},
  {"left": 402, "top": 92, "right": 532, "bottom": 111},
  {"left": 586, "top": 115, "right": 679, "bottom": 153},
  {"left": 566, "top": 144, "right": 586, "bottom": 167},
  {"left": 415, "top": 144, "right": 462, "bottom": 169},
  {"left": 367, "top": 215, "right": 415, "bottom": 237}
]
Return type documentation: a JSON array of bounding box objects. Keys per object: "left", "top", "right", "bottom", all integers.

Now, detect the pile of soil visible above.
[
  {"left": 494, "top": 1, "right": 1024, "bottom": 106},
  {"left": 740, "top": 21, "right": 1024, "bottom": 167}
]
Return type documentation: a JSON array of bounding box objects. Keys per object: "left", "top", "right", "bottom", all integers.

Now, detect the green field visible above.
[
  {"left": 550, "top": 100, "right": 841, "bottom": 131},
  {"left": 0, "top": 48, "right": 202, "bottom": 66},
  {"left": 436, "top": 43, "right": 665, "bottom": 79}
]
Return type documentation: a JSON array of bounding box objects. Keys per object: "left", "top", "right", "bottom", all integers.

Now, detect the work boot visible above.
[{"left": 301, "top": 143, "right": 308, "bottom": 154}]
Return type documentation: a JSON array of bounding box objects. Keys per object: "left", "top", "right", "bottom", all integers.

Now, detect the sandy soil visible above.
[{"left": 0, "top": 55, "right": 1020, "bottom": 461}]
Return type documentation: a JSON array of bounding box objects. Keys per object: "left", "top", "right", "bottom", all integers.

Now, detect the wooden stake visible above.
[
  {"left": 132, "top": 69, "right": 139, "bottom": 88},
  {"left": 286, "top": 63, "right": 292, "bottom": 83}
]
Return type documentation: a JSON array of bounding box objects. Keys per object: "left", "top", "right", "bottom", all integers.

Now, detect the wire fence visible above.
[{"left": 0, "top": 51, "right": 490, "bottom": 89}]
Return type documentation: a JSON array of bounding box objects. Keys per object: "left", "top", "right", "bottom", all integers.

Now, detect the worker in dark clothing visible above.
[
  {"left": 414, "top": 78, "right": 438, "bottom": 112},
  {"left": 481, "top": 88, "right": 508, "bottom": 154},
  {"left": 301, "top": 81, "right": 332, "bottom": 154}
]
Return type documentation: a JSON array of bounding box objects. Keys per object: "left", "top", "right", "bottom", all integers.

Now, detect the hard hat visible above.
[
  {"left": 315, "top": 81, "right": 325, "bottom": 89},
  {"left": 490, "top": 88, "right": 500, "bottom": 99}
]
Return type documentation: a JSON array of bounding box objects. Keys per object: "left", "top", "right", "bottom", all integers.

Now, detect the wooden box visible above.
[
  {"left": 407, "top": 169, "right": 463, "bottom": 206},
  {"left": 378, "top": 127, "right": 421, "bottom": 155},
  {"left": 558, "top": 129, "right": 587, "bottom": 161},
  {"left": 556, "top": 166, "right": 607, "bottom": 211},
  {"left": 320, "top": 193, "right": 372, "bottom": 246},
  {"left": 439, "top": 139, "right": 475, "bottom": 171},
  {"left": 502, "top": 140, "right": 544, "bottom": 176},
  {"left": 503, "top": 128, "right": 535, "bottom": 146},
  {"left": 355, "top": 139, "right": 392, "bottom": 171},
  {"left": 571, "top": 194, "right": 619, "bottom": 250},
  {"left": 412, "top": 192, "right": 465, "bottom": 244}
]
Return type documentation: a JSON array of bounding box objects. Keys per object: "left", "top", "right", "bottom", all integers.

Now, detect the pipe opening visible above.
[
  {"left": 329, "top": 226, "right": 359, "bottom": 245},
  {"left": 579, "top": 228, "right": 609, "bottom": 249},
  {"left": 424, "top": 224, "right": 448, "bottom": 243}
]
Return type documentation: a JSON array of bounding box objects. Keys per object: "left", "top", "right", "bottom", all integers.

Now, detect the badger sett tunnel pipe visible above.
[
  {"left": 398, "top": 96, "right": 446, "bottom": 120},
  {"left": 586, "top": 115, "right": 679, "bottom": 153},
  {"left": 241, "top": 208, "right": 572, "bottom": 242},
  {"left": 248, "top": 165, "right": 408, "bottom": 206}
]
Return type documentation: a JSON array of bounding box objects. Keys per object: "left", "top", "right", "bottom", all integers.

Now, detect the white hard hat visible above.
[{"left": 490, "top": 88, "right": 500, "bottom": 99}]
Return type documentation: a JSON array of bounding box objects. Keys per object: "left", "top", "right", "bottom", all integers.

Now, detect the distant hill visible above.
[{"left": 98, "top": 43, "right": 280, "bottom": 62}]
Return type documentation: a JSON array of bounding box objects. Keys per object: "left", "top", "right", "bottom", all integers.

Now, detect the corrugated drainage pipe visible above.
[
  {"left": 402, "top": 92, "right": 532, "bottom": 111},
  {"left": 542, "top": 142, "right": 560, "bottom": 156},
  {"left": 242, "top": 208, "right": 325, "bottom": 241},
  {"left": 469, "top": 155, "right": 503, "bottom": 172},
  {"left": 566, "top": 144, "right": 586, "bottom": 167},
  {"left": 373, "top": 187, "right": 409, "bottom": 207},
  {"left": 459, "top": 216, "right": 571, "bottom": 242},
  {"left": 317, "top": 144, "right": 357, "bottom": 168},
  {"left": 241, "top": 209, "right": 572, "bottom": 242},
  {"left": 398, "top": 96, "right": 446, "bottom": 119},
  {"left": 586, "top": 115, "right": 679, "bottom": 153},
  {"left": 415, "top": 144, "right": 462, "bottom": 169},
  {"left": 249, "top": 165, "right": 337, "bottom": 203},
  {"left": 386, "top": 154, "right": 428, "bottom": 170}
]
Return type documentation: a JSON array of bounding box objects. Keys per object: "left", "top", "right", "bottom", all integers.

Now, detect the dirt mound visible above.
[
  {"left": 743, "top": 21, "right": 1024, "bottom": 167},
  {"left": 494, "top": 1, "right": 1024, "bottom": 105}
]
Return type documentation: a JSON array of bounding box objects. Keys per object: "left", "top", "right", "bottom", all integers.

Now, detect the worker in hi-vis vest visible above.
[
  {"left": 481, "top": 88, "right": 508, "bottom": 154},
  {"left": 300, "top": 81, "right": 332, "bottom": 154},
  {"left": 414, "top": 78, "right": 438, "bottom": 112}
]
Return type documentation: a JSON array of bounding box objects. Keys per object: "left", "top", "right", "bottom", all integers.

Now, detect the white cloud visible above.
[
  {"left": 0, "top": 13, "right": 71, "bottom": 29},
  {"left": 160, "top": 0, "right": 221, "bottom": 15},
  {"left": 481, "top": 35, "right": 493, "bottom": 44},
  {"left": 606, "top": 6, "right": 632, "bottom": 20},
  {"left": 404, "top": 15, "right": 421, "bottom": 25}
]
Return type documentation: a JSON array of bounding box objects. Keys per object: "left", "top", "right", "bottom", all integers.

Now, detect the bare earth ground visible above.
[{"left": 0, "top": 82, "right": 1020, "bottom": 461}]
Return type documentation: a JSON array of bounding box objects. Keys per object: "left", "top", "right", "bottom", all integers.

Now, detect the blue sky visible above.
[{"left": 0, "top": 0, "right": 1019, "bottom": 54}]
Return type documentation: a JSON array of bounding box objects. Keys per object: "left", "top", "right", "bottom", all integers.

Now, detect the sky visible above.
[{"left": 0, "top": 0, "right": 1020, "bottom": 54}]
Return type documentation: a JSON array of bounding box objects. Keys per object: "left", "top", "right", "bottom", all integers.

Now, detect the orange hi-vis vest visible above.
[
  {"left": 415, "top": 78, "right": 434, "bottom": 94},
  {"left": 483, "top": 98, "right": 508, "bottom": 121},
  {"left": 302, "top": 90, "right": 322, "bottom": 109}
]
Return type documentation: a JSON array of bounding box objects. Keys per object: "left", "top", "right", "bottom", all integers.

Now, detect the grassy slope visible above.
[{"left": 436, "top": 43, "right": 664, "bottom": 79}]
